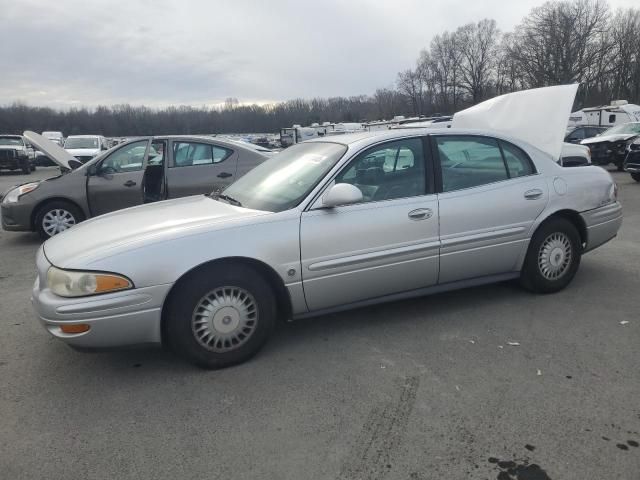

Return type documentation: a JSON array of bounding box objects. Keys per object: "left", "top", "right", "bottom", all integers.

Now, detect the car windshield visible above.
[
  {"left": 604, "top": 123, "right": 640, "bottom": 135},
  {"left": 220, "top": 142, "right": 347, "bottom": 212},
  {"left": 64, "top": 137, "right": 99, "bottom": 149},
  {"left": 0, "top": 137, "right": 23, "bottom": 146}
]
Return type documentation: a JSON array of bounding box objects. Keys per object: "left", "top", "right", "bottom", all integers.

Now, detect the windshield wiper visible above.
[{"left": 214, "top": 193, "right": 243, "bottom": 207}]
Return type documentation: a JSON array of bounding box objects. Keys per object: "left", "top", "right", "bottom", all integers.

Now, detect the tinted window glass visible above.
[
  {"left": 336, "top": 138, "right": 426, "bottom": 203},
  {"left": 500, "top": 141, "right": 534, "bottom": 178},
  {"left": 172, "top": 142, "right": 231, "bottom": 167},
  {"left": 100, "top": 140, "right": 147, "bottom": 173},
  {"left": 566, "top": 128, "right": 582, "bottom": 141},
  {"left": 436, "top": 136, "right": 508, "bottom": 192}
]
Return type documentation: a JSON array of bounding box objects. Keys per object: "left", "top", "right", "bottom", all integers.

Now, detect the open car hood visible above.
[
  {"left": 581, "top": 133, "right": 637, "bottom": 145},
  {"left": 23, "top": 131, "right": 82, "bottom": 170},
  {"left": 452, "top": 84, "right": 579, "bottom": 161}
]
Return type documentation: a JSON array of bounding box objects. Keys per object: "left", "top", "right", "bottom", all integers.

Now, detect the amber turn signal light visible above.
[{"left": 60, "top": 324, "right": 90, "bottom": 334}]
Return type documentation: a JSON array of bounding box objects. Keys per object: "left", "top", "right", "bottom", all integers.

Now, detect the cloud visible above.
[{"left": 0, "top": 0, "right": 635, "bottom": 108}]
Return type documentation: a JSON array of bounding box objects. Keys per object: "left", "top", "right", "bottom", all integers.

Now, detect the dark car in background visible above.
[
  {"left": 0, "top": 135, "right": 36, "bottom": 174},
  {"left": 1, "top": 132, "right": 269, "bottom": 238},
  {"left": 564, "top": 125, "right": 608, "bottom": 143},
  {"left": 623, "top": 137, "right": 640, "bottom": 182},
  {"left": 581, "top": 122, "right": 640, "bottom": 170}
]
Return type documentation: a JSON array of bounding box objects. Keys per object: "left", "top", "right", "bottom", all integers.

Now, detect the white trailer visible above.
[{"left": 568, "top": 100, "right": 640, "bottom": 128}]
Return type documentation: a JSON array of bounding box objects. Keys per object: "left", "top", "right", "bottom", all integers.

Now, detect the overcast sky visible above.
[{"left": 1, "top": 0, "right": 637, "bottom": 109}]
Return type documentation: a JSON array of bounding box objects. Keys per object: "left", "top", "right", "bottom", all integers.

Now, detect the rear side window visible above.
[
  {"left": 500, "top": 141, "right": 535, "bottom": 178},
  {"left": 172, "top": 141, "right": 232, "bottom": 167},
  {"left": 436, "top": 136, "right": 508, "bottom": 192}
]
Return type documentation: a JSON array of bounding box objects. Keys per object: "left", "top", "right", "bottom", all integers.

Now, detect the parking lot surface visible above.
[{"left": 1, "top": 167, "right": 639, "bottom": 479}]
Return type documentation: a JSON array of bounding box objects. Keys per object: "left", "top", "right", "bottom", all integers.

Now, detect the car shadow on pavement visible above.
[{"left": 2, "top": 232, "right": 41, "bottom": 245}]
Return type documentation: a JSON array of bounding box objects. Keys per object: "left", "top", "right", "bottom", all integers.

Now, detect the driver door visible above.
[
  {"left": 300, "top": 137, "right": 440, "bottom": 311},
  {"left": 87, "top": 139, "right": 150, "bottom": 216}
]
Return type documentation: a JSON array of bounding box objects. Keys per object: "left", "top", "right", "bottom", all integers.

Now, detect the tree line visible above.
[{"left": 0, "top": 0, "right": 638, "bottom": 136}]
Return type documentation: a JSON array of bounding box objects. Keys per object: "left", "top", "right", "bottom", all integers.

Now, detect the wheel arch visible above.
[
  {"left": 30, "top": 197, "right": 88, "bottom": 231},
  {"left": 540, "top": 209, "right": 588, "bottom": 249},
  {"left": 160, "top": 256, "right": 293, "bottom": 347}
]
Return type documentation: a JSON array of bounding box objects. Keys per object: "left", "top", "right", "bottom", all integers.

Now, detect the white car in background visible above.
[
  {"left": 560, "top": 142, "right": 591, "bottom": 167},
  {"left": 64, "top": 135, "right": 108, "bottom": 163}
]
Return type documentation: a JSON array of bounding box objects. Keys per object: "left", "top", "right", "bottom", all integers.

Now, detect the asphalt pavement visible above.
[{"left": 1, "top": 167, "right": 638, "bottom": 480}]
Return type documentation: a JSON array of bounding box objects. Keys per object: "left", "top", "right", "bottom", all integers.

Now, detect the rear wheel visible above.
[
  {"left": 166, "top": 263, "right": 276, "bottom": 369},
  {"left": 34, "top": 201, "right": 85, "bottom": 239},
  {"left": 631, "top": 173, "right": 640, "bottom": 182},
  {"left": 520, "top": 217, "right": 582, "bottom": 293}
]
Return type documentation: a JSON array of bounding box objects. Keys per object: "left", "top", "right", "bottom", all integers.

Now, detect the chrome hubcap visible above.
[
  {"left": 42, "top": 209, "right": 76, "bottom": 236},
  {"left": 538, "top": 232, "right": 572, "bottom": 280},
  {"left": 191, "top": 286, "right": 258, "bottom": 352}
]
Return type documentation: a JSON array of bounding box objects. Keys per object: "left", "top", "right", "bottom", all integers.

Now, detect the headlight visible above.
[
  {"left": 46, "top": 267, "right": 133, "bottom": 297},
  {"left": 628, "top": 138, "right": 640, "bottom": 151},
  {"left": 2, "top": 182, "right": 40, "bottom": 204}
]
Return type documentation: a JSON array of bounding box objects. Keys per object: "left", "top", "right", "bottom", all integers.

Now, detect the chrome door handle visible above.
[
  {"left": 524, "top": 189, "right": 543, "bottom": 200},
  {"left": 408, "top": 208, "right": 433, "bottom": 220},
  {"left": 123, "top": 180, "right": 137, "bottom": 187}
]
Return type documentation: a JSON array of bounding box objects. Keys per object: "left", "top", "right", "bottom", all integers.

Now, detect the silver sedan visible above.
[{"left": 32, "top": 128, "right": 622, "bottom": 368}]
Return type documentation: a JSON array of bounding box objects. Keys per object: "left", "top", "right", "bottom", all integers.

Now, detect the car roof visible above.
[
  {"left": 0, "top": 134, "right": 22, "bottom": 138},
  {"left": 66, "top": 134, "right": 103, "bottom": 138},
  {"left": 305, "top": 128, "right": 530, "bottom": 148},
  {"left": 151, "top": 135, "right": 268, "bottom": 153}
]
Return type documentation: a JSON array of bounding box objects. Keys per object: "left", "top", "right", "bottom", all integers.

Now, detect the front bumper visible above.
[
  {"left": 1, "top": 201, "right": 33, "bottom": 231},
  {"left": 623, "top": 151, "right": 640, "bottom": 173},
  {"left": 586, "top": 142, "right": 627, "bottom": 165},
  {"left": 31, "top": 249, "right": 173, "bottom": 349},
  {"left": 0, "top": 158, "right": 27, "bottom": 169},
  {"left": 580, "top": 201, "right": 623, "bottom": 253}
]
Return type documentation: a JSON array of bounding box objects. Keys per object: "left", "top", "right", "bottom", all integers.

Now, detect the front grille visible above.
[{"left": 0, "top": 150, "right": 17, "bottom": 160}]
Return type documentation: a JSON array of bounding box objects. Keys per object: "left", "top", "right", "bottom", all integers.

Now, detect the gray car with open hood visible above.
[{"left": 1, "top": 132, "right": 269, "bottom": 238}]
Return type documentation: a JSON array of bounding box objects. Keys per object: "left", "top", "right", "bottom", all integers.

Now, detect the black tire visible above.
[
  {"left": 31, "top": 164, "right": 36, "bottom": 172},
  {"left": 21, "top": 163, "right": 31, "bottom": 174},
  {"left": 631, "top": 172, "right": 640, "bottom": 182},
  {"left": 165, "top": 263, "right": 276, "bottom": 369},
  {"left": 34, "top": 200, "right": 85, "bottom": 239},
  {"left": 520, "top": 217, "right": 582, "bottom": 294}
]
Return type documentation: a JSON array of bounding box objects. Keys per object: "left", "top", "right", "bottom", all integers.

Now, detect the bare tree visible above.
[
  {"left": 456, "top": 19, "right": 500, "bottom": 103},
  {"left": 396, "top": 68, "right": 425, "bottom": 116}
]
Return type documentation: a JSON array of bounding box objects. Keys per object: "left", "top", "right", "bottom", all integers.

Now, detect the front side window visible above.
[
  {"left": 335, "top": 138, "right": 426, "bottom": 203},
  {"left": 172, "top": 142, "right": 232, "bottom": 167},
  {"left": 436, "top": 136, "right": 508, "bottom": 192},
  {"left": 100, "top": 140, "right": 148, "bottom": 173}
]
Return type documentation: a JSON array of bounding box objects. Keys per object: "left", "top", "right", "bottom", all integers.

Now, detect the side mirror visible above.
[{"left": 322, "top": 183, "right": 363, "bottom": 208}]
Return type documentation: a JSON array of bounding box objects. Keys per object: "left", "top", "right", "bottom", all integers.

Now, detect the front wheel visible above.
[
  {"left": 520, "top": 218, "right": 582, "bottom": 294},
  {"left": 166, "top": 264, "right": 276, "bottom": 369},
  {"left": 34, "top": 201, "right": 85, "bottom": 239},
  {"left": 631, "top": 172, "right": 640, "bottom": 182}
]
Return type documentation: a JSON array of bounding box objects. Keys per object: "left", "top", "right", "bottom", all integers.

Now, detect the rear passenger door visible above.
[
  {"left": 433, "top": 135, "right": 548, "bottom": 284},
  {"left": 166, "top": 140, "right": 238, "bottom": 198}
]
